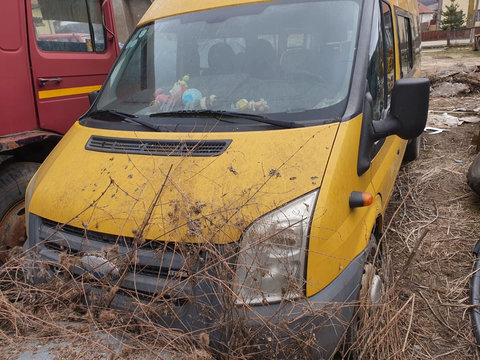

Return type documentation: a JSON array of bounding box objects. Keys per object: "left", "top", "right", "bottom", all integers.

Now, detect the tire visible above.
[
  {"left": 0, "top": 162, "right": 40, "bottom": 264},
  {"left": 403, "top": 135, "right": 421, "bottom": 162},
  {"left": 341, "top": 235, "right": 383, "bottom": 359},
  {"left": 468, "top": 154, "right": 480, "bottom": 196}
]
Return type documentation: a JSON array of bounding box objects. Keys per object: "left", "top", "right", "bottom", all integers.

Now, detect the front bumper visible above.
[{"left": 24, "top": 214, "right": 366, "bottom": 358}]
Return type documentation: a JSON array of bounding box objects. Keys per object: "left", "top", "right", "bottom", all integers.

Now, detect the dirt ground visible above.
[{"left": 379, "top": 49, "right": 480, "bottom": 359}]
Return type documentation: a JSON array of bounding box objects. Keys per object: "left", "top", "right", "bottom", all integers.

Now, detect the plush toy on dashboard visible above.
[
  {"left": 200, "top": 94, "right": 217, "bottom": 110},
  {"left": 152, "top": 75, "right": 190, "bottom": 108},
  {"left": 182, "top": 88, "right": 202, "bottom": 109},
  {"left": 235, "top": 98, "right": 269, "bottom": 112}
]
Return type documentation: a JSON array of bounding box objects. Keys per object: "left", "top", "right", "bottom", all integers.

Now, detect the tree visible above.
[{"left": 440, "top": 0, "right": 466, "bottom": 46}]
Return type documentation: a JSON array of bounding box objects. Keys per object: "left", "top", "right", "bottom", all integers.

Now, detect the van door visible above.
[
  {"left": 27, "top": 0, "right": 119, "bottom": 134},
  {"left": 367, "top": 0, "right": 404, "bottom": 203}
]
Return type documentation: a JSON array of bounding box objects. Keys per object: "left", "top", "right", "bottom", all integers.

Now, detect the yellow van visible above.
[{"left": 24, "top": 0, "right": 429, "bottom": 357}]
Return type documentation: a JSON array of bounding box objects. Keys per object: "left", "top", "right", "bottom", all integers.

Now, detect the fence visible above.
[{"left": 421, "top": 27, "right": 480, "bottom": 42}]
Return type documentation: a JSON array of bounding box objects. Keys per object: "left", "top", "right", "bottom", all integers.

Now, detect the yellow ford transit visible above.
[{"left": 24, "top": 0, "right": 429, "bottom": 357}]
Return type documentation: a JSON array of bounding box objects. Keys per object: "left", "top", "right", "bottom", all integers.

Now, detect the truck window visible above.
[{"left": 31, "top": 0, "right": 105, "bottom": 52}]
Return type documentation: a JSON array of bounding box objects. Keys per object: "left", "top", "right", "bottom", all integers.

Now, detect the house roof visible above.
[
  {"left": 419, "top": 0, "right": 437, "bottom": 6},
  {"left": 418, "top": 2, "right": 434, "bottom": 13}
]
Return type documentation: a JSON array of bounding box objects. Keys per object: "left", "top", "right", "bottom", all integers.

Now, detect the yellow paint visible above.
[
  {"left": 139, "top": 0, "right": 274, "bottom": 25},
  {"left": 305, "top": 114, "right": 378, "bottom": 295},
  {"left": 29, "top": 122, "right": 339, "bottom": 246},
  {"left": 38, "top": 85, "right": 102, "bottom": 100}
]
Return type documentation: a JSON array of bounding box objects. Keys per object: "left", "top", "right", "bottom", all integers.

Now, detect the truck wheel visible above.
[
  {"left": 403, "top": 135, "right": 421, "bottom": 162},
  {"left": 0, "top": 162, "right": 39, "bottom": 264}
]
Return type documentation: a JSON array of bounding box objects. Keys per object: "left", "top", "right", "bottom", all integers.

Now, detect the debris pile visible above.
[
  {"left": 425, "top": 60, "right": 480, "bottom": 196},
  {"left": 429, "top": 64, "right": 480, "bottom": 97}
]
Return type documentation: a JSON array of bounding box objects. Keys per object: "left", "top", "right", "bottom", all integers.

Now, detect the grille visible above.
[
  {"left": 86, "top": 136, "right": 231, "bottom": 156},
  {"left": 40, "top": 219, "right": 201, "bottom": 285},
  {"left": 41, "top": 219, "right": 170, "bottom": 251}
]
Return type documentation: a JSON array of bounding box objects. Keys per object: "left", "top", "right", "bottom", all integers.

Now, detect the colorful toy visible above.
[
  {"left": 200, "top": 95, "right": 217, "bottom": 110},
  {"left": 235, "top": 98, "right": 269, "bottom": 112},
  {"left": 152, "top": 75, "right": 190, "bottom": 108},
  {"left": 182, "top": 88, "right": 202, "bottom": 109}
]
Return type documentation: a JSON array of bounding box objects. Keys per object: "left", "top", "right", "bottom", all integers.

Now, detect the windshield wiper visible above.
[
  {"left": 88, "top": 109, "right": 171, "bottom": 132},
  {"left": 89, "top": 109, "right": 136, "bottom": 119},
  {"left": 149, "top": 110, "right": 303, "bottom": 128}
]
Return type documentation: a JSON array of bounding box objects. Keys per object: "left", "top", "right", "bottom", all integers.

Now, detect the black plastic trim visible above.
[
  {"left": 85, "top": 135, "right": 232, "bottom": 156},
  {"left": 341, "top": 0, "right": 374, "bottom": 122},
  {"left": 471, "top": 240, "right": 480, "bottom": 345}
]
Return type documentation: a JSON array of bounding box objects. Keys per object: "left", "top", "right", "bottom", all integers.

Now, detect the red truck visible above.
[{"left": 0, "top": 0, "right": 120, "bottom": 262}]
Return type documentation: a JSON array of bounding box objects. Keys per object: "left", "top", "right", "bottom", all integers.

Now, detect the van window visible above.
[
  {"left": 382, "top": 2, "right": 395, "bottom": 94},
  {"left": 367, "top": 0, "right": 394, "bottom": 121},
  {"left": 95, "top": 0, "right": 361, "bottom": 124},
  {"left": 31, "top": 0, "right": 105, "bottom": 52},
  {"left": 397, "top": 15, "right": 414, "bottom": 77}
]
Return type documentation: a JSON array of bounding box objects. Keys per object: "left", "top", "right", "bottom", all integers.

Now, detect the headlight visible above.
[{"left": 234, "top": 190, "right": 318, "bottom": 305}]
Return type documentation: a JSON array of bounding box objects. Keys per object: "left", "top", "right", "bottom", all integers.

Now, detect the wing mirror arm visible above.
[
  {"left": 371, "top": 113, "right": 400, "bottom": 141},
  {"left": 357, "top": 78, "right": 430, "bottom": 176}
]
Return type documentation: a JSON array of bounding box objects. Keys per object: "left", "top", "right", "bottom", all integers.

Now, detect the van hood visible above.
[{"left": 29, "top": 122, "right": 338, "bottom": 244}]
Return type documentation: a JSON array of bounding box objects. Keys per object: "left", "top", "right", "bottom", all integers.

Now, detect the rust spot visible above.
[
  {"left": 0, "top": 131, "right": 60, "bottom": 153},
  {"left": 0, "top": 202, "right": 27, "bottom": 263}
]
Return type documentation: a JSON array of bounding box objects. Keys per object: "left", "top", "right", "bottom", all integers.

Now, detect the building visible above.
[{"left": 419, "top": 2, "right": 436, "bottom": 31}]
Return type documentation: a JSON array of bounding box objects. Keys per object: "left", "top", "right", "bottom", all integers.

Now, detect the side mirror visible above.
[
  {"left": 88, "top": 90, "right": 99, "bottom": 105},
  {"left": 372, "top": 78, "right": 430, "bottom": 141},
  {"left": 357, "top": 78, "right": 430, "bottom": 176}
]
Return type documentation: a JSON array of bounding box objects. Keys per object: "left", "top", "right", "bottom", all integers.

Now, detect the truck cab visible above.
[{"left": 0, "top": 0, "right": 119, "bottom": 262}]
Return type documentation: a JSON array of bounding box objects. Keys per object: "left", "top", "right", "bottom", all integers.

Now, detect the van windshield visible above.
[{"left": 93, "top": 0, "right": 361, "bottom": 127}]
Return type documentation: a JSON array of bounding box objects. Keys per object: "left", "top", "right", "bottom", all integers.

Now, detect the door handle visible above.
[{"left": 38, "top": 77, "right": 62, "bottom": 87}]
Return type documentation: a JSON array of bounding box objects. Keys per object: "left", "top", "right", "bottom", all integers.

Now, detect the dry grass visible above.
[
  {"left": 3, "top": 126, "right": 478, "bottom": 360},
  {"left": 348, "top": 122, "right": 480, "bottom": 359}
]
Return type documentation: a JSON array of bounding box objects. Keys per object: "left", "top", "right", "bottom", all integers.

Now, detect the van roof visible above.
[
  {"left": 138, "top": 0, "right": 274, "bottom": 26},
  {"left": 138, "top": 0, "right": 418, "bottom": 27}
]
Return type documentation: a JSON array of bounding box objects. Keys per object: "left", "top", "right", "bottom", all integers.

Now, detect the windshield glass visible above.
[{"left": 93, "top": 0, "right": 360, "bottom": 125}]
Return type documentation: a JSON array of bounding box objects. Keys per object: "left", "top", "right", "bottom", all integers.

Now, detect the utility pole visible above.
[
  {"left": 469, "top": 0, "right": 480, "bottom": 42},
  {"left": 474, "top": 0, "right": 480, "bottom": 49},
  {"left": 438, "top": 0, "right": 444, "bottom": 30}
]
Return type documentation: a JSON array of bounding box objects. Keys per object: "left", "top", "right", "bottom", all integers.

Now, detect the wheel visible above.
[
  {"left": 467, "top": 154, "right": 480, "bottom": 196},
  {"left": 341, "top": 235, "right": 383, "bottom": 358},
  {"left": 403, "top": 135, "right": 421, "bottom": 162},
  {"left": 0, "top": 162, "right": 40, "bottom": 264}
]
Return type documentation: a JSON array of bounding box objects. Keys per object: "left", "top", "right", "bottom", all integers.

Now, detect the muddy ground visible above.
[
  {"left": 380, "top": 48, "right": 480, "bottom": 359},
  {"left": 1, "top": 49, "right": 480, "bottom": 360}
]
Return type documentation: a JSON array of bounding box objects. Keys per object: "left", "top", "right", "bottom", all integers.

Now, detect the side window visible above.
[
  {"left": 367, "top": 0, "right": 395, "bottom": 122},
  {"left": 31, "top": 0, "right": 105, "bottom": 52},
  {"left": 397, "top": 15, "right": 414, "bottom": 77},
  {"left": 382, "top": 2, "right": 395, "bottom": 94}
]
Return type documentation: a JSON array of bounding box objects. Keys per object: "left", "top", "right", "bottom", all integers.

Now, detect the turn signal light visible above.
[{"left": 349, "top": 191, "right": 373, "bottom": 208}]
